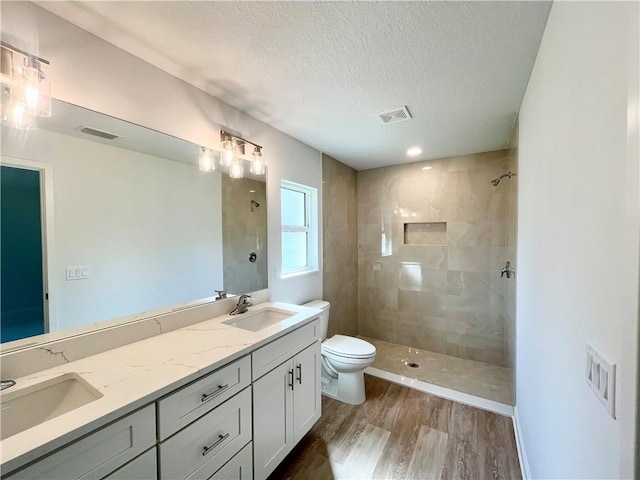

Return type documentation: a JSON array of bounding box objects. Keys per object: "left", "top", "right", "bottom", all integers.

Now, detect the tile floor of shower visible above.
[{"left": 359, "top": 336, "right": 514, "bottom": 405}]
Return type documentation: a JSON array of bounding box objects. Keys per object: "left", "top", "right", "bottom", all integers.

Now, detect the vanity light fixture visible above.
[
  {"left": 251, "top": 146, "right": 265, "bottom": 175},
  {"left": 219, "top": 130, "right": 265, "bottom": 179},
  {"left": 198, "top": 147, "right": 215, "bottom": 172},
  {"left": 1, "top": 42, "right": 52, "bottom": 130},
  {"left": 220, "top": 136, "right": 236, "bottom": 168}
]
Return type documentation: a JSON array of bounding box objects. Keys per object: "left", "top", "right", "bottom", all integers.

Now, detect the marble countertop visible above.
[{"left": 0, "top": 301, "right": 320, "bottom": 474}]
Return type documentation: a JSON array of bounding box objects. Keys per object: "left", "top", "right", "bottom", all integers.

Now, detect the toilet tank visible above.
[{"left": 303, "top": 300, "right": 330, "bottom": 340}]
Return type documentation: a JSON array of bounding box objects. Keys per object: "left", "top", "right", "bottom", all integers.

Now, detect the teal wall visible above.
[{"left": 1, "top": 165, "right": 45, "bottom": 342}]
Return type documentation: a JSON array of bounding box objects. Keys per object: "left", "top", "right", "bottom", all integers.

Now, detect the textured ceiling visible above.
[{"left": 38, "top": 1, "right": 551, "bottom": 170}]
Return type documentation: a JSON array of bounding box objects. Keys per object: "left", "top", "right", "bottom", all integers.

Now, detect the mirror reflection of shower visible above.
[
  {"left": 250, "top": 199, "right": 260, "bottom": 212},
  {"left": 491, "top": 171, "right": 516, "bottom": 186}
]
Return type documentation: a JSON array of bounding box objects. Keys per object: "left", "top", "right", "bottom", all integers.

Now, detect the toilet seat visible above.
[{"left": 322, "top": 335, "right": 376, "bottom": 359}]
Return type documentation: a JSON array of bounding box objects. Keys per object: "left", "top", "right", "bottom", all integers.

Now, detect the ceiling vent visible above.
[
  {"left": 78, "top": 126, "right": 119, "bottom": 140},
  {"left": 376, "top": 106, "right": 412, "bottom": 125}
]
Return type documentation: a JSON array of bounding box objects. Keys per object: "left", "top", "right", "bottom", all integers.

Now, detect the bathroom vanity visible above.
[{"left": 0, "top": 301, "right": 322, "bottom": 480}]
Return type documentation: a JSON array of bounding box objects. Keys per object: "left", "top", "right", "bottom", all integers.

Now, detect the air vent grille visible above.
[
  {"left": 78, "top": 126, "right": 119, "bottom": 140},
  {"left": 376, "top": 106, "right": 412, "bottom": 125}
]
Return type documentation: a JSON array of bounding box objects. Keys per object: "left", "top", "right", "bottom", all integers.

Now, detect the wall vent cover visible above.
[
  {"left": 78, "top": 126, "right": 119, "bottom": 140},
  {"left": 376, "top": 106, "right": 412, "bottom": 125}
]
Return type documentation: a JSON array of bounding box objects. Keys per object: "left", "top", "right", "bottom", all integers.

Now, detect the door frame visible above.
[{"left": 1, "top": 155, "right": 57, "bottom": 334}]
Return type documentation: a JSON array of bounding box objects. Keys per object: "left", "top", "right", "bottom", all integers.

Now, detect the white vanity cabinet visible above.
[
  {"left": 5, "top": 405, "right": 156, "bottom": 480},
  {"left": 252, "top": 320, "right": 321, "bottom": 480},
  {"left": 156, "top": 356, "right": 252, "bottom": 480},
  {"left": 1, "top": 311, "right": 322, "bottom": 480}
]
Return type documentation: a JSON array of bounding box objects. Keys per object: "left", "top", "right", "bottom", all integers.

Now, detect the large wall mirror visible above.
[{"left": 0, "top": 99, "right": 267, "bottom": 348}]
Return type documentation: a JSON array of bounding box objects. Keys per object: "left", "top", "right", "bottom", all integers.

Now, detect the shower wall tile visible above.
[
  {"left": 357, "top": 149, "right": 511, "bottom": 366},
  {"left": 323, "top": 155, "right": 359, "bottom": 337},
  {"left": 222, "top": 177, "right": 268, "bottom": 295}
]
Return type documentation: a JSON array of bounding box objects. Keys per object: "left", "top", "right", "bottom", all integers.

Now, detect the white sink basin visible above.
[
  {"left": 1, "top": 373, "right": 103, "bottom": 440},
  {"left": 223, "top": 307, "right": 295, "bottom": 332}
]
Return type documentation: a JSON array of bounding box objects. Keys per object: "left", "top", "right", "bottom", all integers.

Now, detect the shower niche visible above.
[{"left": 403, "top": 222, "right": 447, "bottom": 246}]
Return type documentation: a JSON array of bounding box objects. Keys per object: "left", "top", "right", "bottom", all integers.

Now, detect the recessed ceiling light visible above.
[
  {"left": 422, "top": 166, "right": 432, "bottom": 170},
  {"left": 407, "top": 147, "right": 422, "bottom": 157}
]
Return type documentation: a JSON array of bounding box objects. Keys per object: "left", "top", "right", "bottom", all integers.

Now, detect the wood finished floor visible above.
[{"left": 269, "top": 375, "right": 521, "bottom": 480}]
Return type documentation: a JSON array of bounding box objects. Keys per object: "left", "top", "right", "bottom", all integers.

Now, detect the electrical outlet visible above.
[{"left": 586, "top": 342, "right": 616, "bottom": 418}]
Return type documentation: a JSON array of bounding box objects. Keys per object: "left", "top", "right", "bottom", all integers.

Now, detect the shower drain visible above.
[{"left": 404, "top": 361, "right": 419, "bottom": 368}]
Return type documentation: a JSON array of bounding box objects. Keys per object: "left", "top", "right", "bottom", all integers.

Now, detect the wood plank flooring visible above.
[{"left": 268, "top": 375, "right": 521, "bottom": 480}]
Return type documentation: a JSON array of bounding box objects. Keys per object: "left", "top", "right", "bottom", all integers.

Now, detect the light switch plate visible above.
[
  {"left": 586, "top": 342, "right": 616, "bottom": 418},
  {"left": 66, "top": 266, "right": 90, "bottom": 281}
]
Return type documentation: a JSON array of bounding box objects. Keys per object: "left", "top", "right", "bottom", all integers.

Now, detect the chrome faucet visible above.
[
  {"left": 1, "top": 380, "right": 16, "bottom": 391},
  {"left": 215, "top": 290, "right": 227, "bottom": 301},
  {"left": 230, "top": 294, "right": 252, "bottom": 315}
]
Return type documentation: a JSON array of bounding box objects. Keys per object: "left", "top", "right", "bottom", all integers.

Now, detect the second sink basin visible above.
[
  {"left": 1, "top": 373, "right": 103, "bottom": 440},
  {"left": 223, "top": 307, "right": 295, "bottom": 332}
]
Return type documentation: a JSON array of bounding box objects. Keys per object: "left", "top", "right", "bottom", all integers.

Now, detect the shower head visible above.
[
  {"left": 250, "top": 199, "right": 260, "bottom": 211},
  {"left": 490, "top": 171, "right": 515, "bottom": 186}
]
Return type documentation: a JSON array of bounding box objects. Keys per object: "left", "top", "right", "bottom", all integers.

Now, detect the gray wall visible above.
[{"left": 322, "top": 154, "right": 358, "bottom": 337}]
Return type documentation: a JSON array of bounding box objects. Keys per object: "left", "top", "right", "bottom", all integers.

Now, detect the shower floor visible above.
[{"left": 360, "top": 336, "right": 513, "bottom": 406}]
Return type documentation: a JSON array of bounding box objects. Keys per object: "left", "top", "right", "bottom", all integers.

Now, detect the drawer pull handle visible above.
[
  {"left": 202, "top": 433, "right": 229, "bottom": 456},
  {"left": 201, "top": 384, "right": 229, "bottom": 403},
  {"left": 288, "top": 369, "right": 294, "bottom": 390},
  {"left": 296, "top": 363, "right": 302, "bottom": 384}
]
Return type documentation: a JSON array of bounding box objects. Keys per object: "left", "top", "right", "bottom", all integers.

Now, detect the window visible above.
[{"left": 281, "top": 180, "right": 318, "bottom": 276}]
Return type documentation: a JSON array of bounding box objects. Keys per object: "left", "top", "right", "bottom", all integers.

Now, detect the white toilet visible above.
[{"left": 303, "top": 300, "right": 376, "bottom": 405}]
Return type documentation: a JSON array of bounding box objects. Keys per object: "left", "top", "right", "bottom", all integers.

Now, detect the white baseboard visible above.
[
  {"left": 513, "top": 406, "right": 531, "bottom": 479},
  {"left": 365, "top": 366, "right": 514, "bottom": 416}
]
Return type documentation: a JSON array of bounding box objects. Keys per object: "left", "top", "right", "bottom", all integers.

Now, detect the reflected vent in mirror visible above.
[{"left": 78, "top": 126, "right": 119, "bottom": 140}]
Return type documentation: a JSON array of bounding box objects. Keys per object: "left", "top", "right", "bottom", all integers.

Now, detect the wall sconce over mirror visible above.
[
  {"left": 1, "top": 41, "right": 52, "bottom": 130},
  {"left": 200, "top": 130, "right": 266, "bottom": 179}
]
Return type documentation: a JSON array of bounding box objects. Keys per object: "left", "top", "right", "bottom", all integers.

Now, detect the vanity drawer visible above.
[
  {"left": 252, "top": 319, "right": 319, "bottom": 380},
  {"left": 209, "top": 442, "right": 252, "bottom": 480},
  {"left": 157, "top": 355, "right": 251, "bottom": 440},
  {"left": 158, "top": 387, "right": 252, "bottom": 480},
  {"left": 7, "top": 405, "right": 155, "bottom": 480}
]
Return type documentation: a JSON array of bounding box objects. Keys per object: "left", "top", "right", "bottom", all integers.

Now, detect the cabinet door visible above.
[
  {"left": 208, "top": 442, "right": 252, "bottom": 480},
  {"left": 252, "top": 361, "right": 294, "bottom": 480},
  {"left": 293, "top": 341, "right": 322, "bottom": 443}
]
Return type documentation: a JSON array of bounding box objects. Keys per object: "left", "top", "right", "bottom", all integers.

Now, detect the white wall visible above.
[
  {"left": 1, "top": 1, "right": 323, "bottom": 307},
  {"left": 2, "top": 128, "right": 224, "bottom": 331},
  {"left": 517, "top": 2, "right": 639, "bottom": 478}
]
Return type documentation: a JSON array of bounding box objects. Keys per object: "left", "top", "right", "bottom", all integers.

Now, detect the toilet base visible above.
[{"left": 321, "top": 366, "right": 366, "bottom": 405}]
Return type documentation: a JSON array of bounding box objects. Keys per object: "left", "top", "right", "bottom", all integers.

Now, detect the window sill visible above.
[{"left": 280, "top": 269, "right": 320, "bottom": 280}]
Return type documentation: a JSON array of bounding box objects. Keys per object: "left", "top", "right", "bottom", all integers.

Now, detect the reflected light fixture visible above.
[
  {"left": 229, "top": 160, "right": 244, "bottom": 179},
  {"left": 198, "top": 147, "right": 215, "bottom": 172},
  {"left": 1, "top": 41, "right": 52, "bottom": 130},
  {"left": 251, "top": 146, "right": 265, "bottom": 175}
]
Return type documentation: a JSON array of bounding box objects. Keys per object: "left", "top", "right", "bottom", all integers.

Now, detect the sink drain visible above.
[{"left": 404, "top": 361, "right": 419, "bottom": 368}]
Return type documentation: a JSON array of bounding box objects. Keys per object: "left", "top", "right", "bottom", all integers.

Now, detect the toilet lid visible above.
[{"left": 322, "top": 335, "right": 376, "bottom": 359}]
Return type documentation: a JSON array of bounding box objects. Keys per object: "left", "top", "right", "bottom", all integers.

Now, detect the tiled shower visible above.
[{"left": 322, "top": 143, "right": 518, "bottom": 405}]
